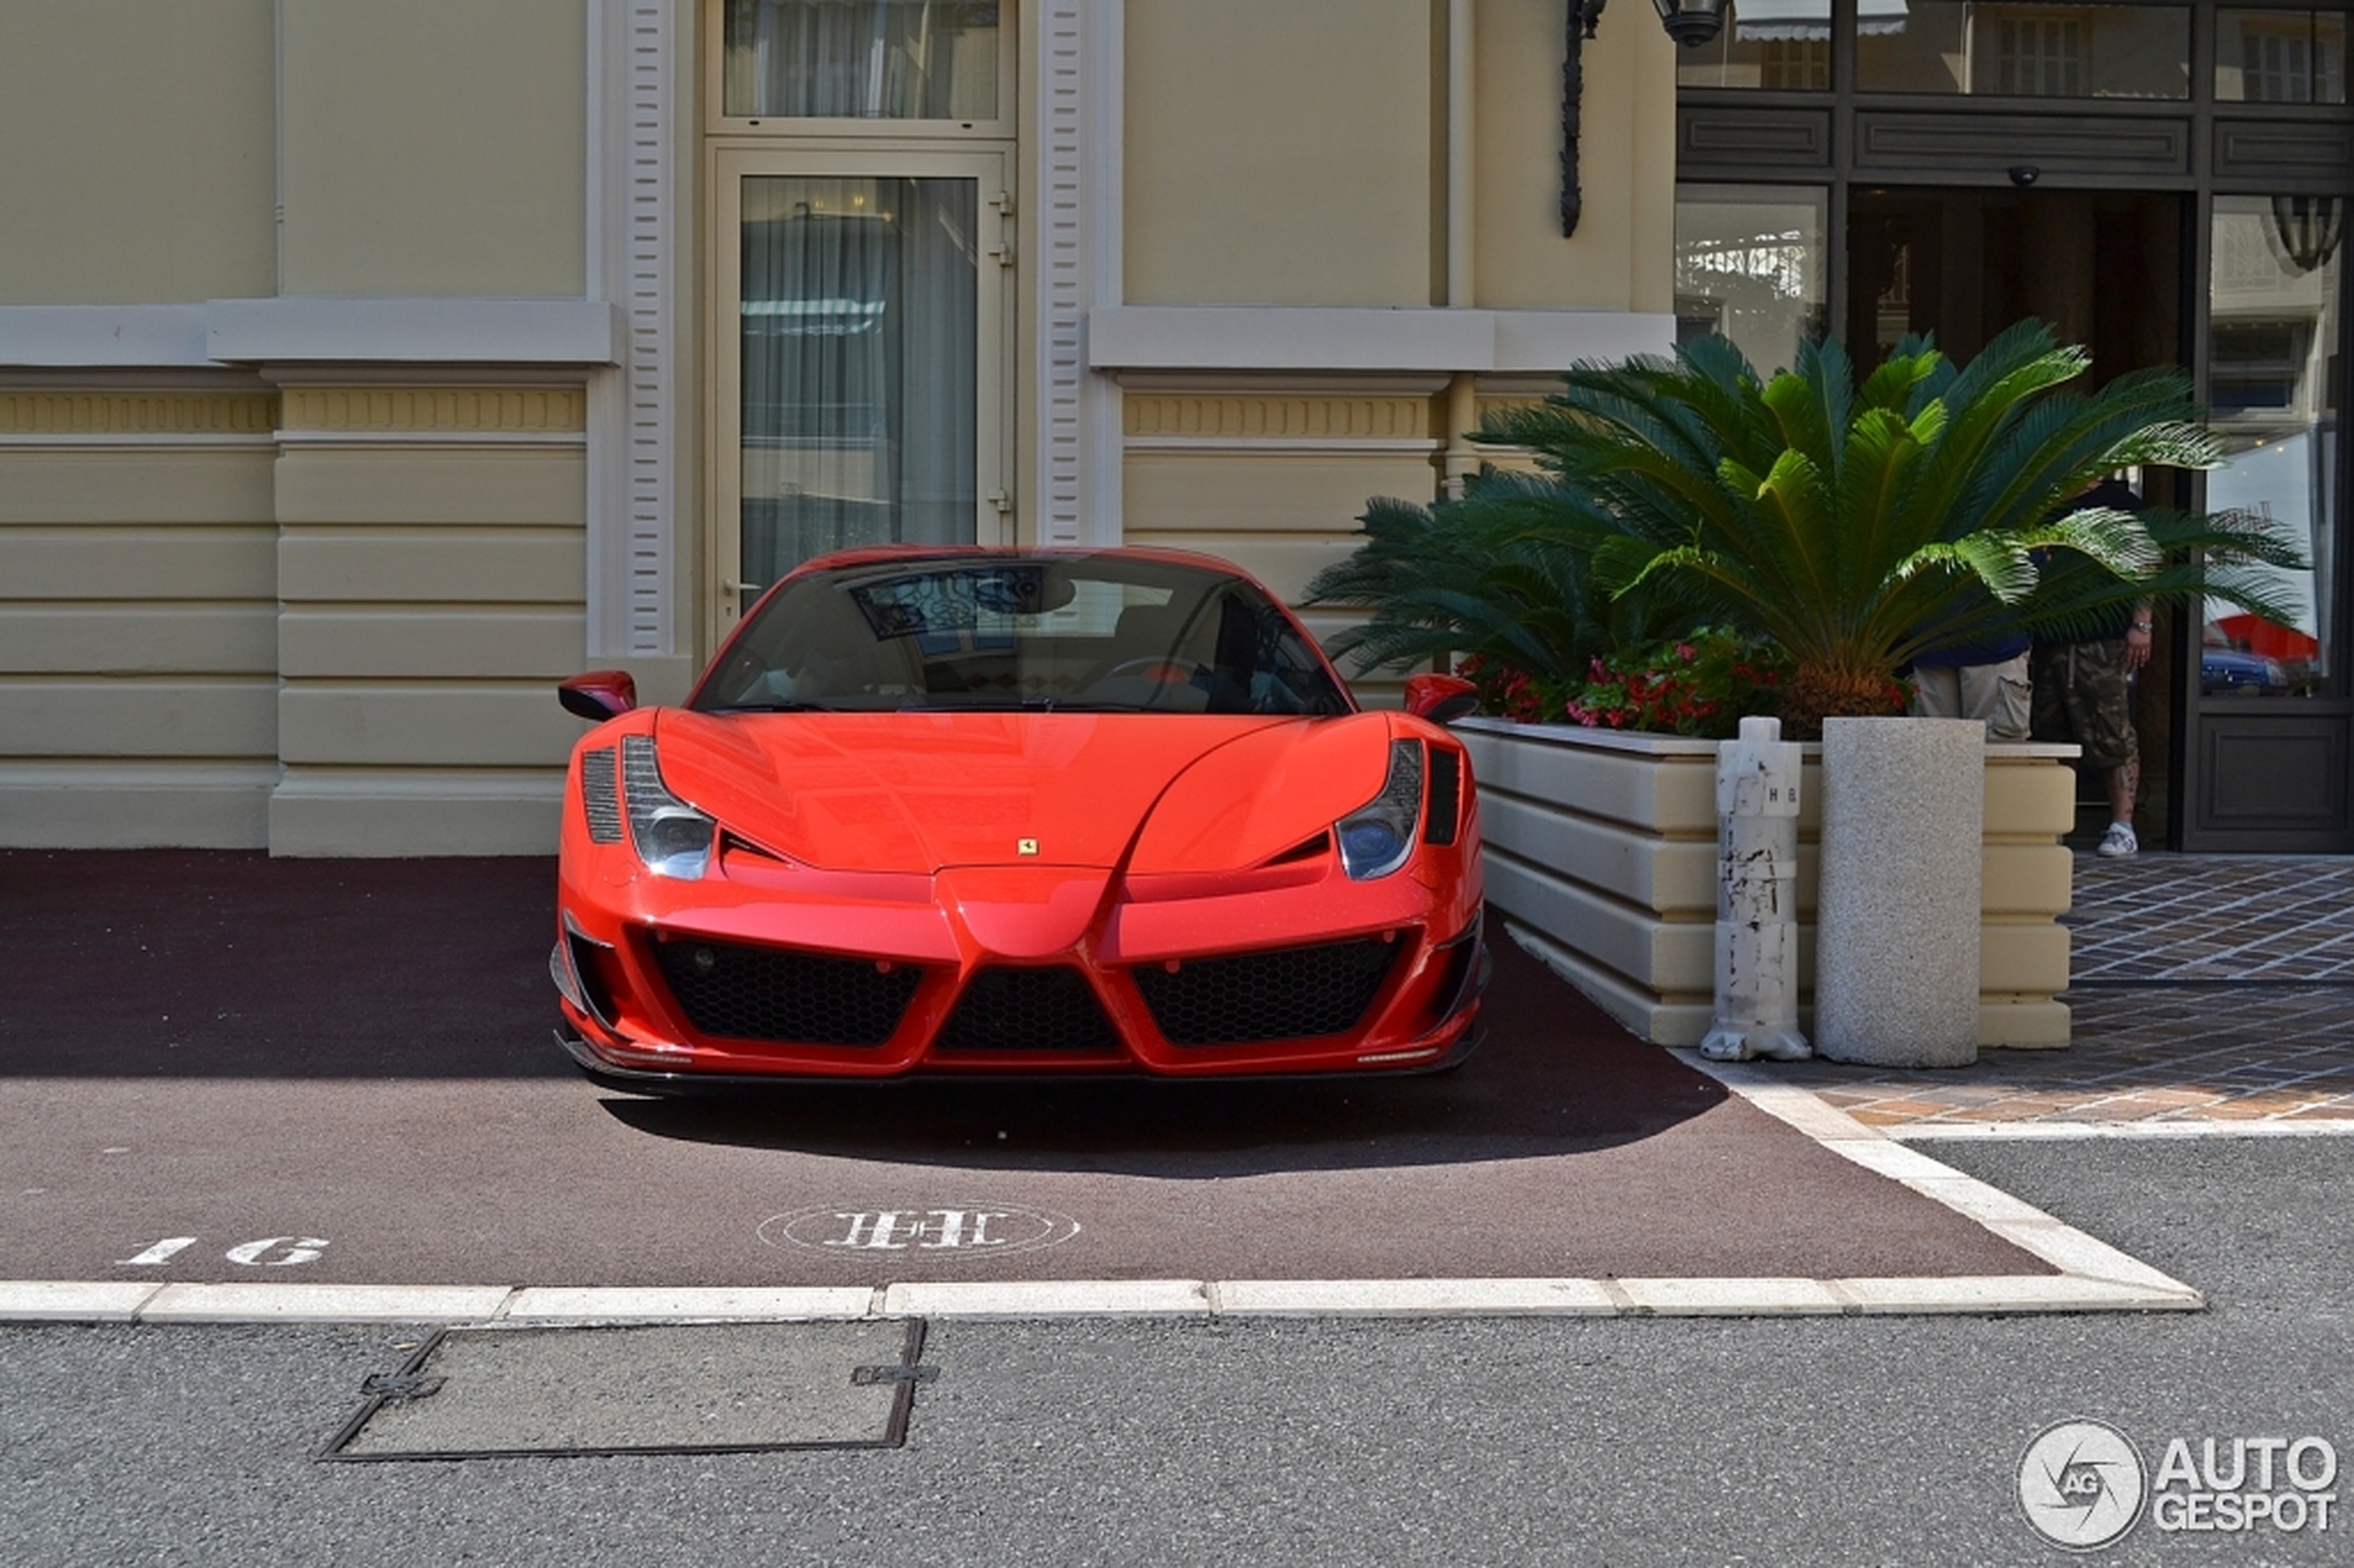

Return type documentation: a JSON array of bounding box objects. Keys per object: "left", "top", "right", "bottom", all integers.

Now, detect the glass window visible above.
[
  {"left": 1856, "top": 3, "right": 2190, "bottom": 98},
  {"left": 739, "top": 176, "right": 978, "bottom": 583},
  {"left": 1677, "top": 0, "right": 1834, "bottom": 91},
  {"left": 2216, "top": 8, "right": 2348, "bottom": 103},
  {"left": 723, "top": 0, "right": 999, "bottom": 120},
  {"left": 2204, "top": 196, "right": 2343, "bottom": 698},
  {"left": 1675, "top": 186, "right": 1829, "bottom": 378}
]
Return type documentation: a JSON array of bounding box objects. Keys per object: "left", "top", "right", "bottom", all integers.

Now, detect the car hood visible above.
[{"left": 649, "top": 709, "right": 1397, "bottom": 875}]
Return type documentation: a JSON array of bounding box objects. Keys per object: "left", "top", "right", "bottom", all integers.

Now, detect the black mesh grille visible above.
[
  {"left": 651, "top": 937, "right": 921, "bottom": 1045},
  {"left": 936, "top": 967, "right": 1120, "bottom": 1053},
  {"left": 579, "top": 747, "right": 623, "bottom": 843},
  {"left": 1424, "top": 748, "right": 1461, "bottom": 845},
  {"left": 1134, "top": 937, "right": 1402, "bottom": 1045}
]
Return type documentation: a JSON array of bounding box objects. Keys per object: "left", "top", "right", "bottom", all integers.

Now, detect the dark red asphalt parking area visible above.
[{"left": 0, "top": 852, "right": 2045, "bottom": 1286}]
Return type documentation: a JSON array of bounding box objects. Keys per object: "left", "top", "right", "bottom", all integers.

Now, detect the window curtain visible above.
[
  {"left": 740, "top": 177, "right": 978, "bottom": 585},
  {"left": 724, "top": 0, "right": 999, "bottom": 119}
]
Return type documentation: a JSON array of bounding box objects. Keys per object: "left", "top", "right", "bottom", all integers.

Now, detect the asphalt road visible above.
[
  {"left": 0, "top": 852, "right": 2033, "bottom": 1285},
  {"left": 5, "top": 1136, "right": 2348, "bottom": 1568}
]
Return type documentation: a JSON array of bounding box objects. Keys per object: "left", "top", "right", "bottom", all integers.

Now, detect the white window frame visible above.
[
  {"left": 703, "top": 0, "right": 1019, "bottom": 139},
  {"left": 708, "top": 145, "right": 1016, "bottom": 630}
]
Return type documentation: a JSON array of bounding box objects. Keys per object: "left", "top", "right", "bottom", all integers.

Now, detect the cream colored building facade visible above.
[{"left": 0, "top": 0, "right": 1677, "bottom": 854}]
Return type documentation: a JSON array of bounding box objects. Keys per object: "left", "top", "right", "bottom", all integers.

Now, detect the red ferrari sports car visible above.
[{"left": 549, "top": 547, "right": 1487, "bottom": 1088}]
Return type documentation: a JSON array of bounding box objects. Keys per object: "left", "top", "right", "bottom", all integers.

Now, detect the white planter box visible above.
[{"left": 1458, "top": 717, "right": 2080, "bottom": 1049}]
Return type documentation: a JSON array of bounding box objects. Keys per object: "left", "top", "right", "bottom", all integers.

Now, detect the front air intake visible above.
[
  {"left": 578, "top": 747, "right": 623, "bottom": 843},
  {"left": 1424, "top": 748, "right": 1461, "bottom": 844},
  {"left": 935, "top": 967, "right": 1120, "bottom": 1053},
  {"left": 1134, "top": 936, "right": 1401, "bottom": 1045},
  {"left": 651, "top": 937, "right": 921, "bottom": 1045}
]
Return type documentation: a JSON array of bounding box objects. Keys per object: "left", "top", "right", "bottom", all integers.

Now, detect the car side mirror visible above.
[
  {"left": 1404, "top": 673, "right": 1480, "bottom": 726},
  {"left": 558, "top": 670, "right": 638, "bottom": 723}
]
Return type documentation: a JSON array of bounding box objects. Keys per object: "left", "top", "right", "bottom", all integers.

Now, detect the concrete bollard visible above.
[
  {"left": 1816, "top": 716, "right": 1984, "bottom": 1068},
  {"left": 1701, "top": 715, "right": 1811, "bottom": 1062}
]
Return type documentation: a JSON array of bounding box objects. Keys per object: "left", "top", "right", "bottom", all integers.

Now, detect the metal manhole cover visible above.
[{"left": 319, "top": 1320, "right": 930, "bottom": 1461}]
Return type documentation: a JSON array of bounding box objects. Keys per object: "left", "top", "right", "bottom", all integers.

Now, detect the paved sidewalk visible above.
[{"left": 1772, "top": 854, "right": 2354, "bottom": 1132}]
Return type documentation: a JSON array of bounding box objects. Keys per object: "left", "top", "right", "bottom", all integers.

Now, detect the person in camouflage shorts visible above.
[{"left": 2030, "top": 479, "right": 2153, "bottom": 857}]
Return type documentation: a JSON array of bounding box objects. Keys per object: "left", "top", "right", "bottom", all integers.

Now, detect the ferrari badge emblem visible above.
[{"left": 1018, "top": 838, "right": 1040, "bottom": 856}]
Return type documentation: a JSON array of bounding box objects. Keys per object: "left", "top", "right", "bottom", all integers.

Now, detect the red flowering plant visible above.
[
  {"left": 1461, "top": 632, "right": 1805, "bottom": 739},
  {"left": 1454, "top": 652, "right": 1563, "bottom": 725},
  {"left": 1563, "top": 630, "right": 1800, "bottom": 739}
]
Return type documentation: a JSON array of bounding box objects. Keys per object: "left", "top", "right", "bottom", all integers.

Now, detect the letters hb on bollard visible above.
[{"left": 1701, "top": 715, "right": 1812, "bottom": 1063}]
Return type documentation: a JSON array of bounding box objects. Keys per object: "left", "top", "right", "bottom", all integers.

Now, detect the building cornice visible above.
[
  {"left": 206, "top": 298, "right": 625, "bottom": 366},
  {"left": 1087, "top": 308, "right": 1676, "bottom": 374},
  {"left": 0, "top": 300, "right": 625, "bottom": 371}
]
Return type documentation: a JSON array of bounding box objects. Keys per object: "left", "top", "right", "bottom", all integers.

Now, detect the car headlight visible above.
[
  {"left": 1336, "top": 740, "right": 1424, "bottom": 880},
  {"left": 620, "top": 734, "right": 715, "bottom": 879}
]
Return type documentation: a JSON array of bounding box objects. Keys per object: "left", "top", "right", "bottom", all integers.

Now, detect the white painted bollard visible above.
[
  {"left": 1701, "top": 715, "right": 1811, "bottom": 1062},
  {"left": 1815, "top": 716, "right": 1983, "bottom": 1068}
]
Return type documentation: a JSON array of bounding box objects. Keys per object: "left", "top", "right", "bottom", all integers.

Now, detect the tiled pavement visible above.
[{"left": 1765, "top": 854, "right": 2354, "bottom": 1134}]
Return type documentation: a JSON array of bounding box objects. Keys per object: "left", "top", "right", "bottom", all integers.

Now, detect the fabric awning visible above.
[{"left": 1734, "top": 0, "right": 1908, "bottom": 41}]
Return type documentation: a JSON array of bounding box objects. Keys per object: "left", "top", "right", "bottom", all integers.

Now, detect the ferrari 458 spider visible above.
[{"left": 550, "top": 547, "right": 1487, "bottom": 1087}]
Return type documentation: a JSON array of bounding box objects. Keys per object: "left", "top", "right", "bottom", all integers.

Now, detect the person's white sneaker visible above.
[{"left": 2097, "top": 821, "right": 2139, "bottom": 857}]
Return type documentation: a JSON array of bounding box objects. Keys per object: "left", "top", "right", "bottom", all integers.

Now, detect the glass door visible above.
[
  {"left": 714, "top": 149, "right": 1010, "bottom": 626},
  {"left": 2187, "top": 192, "right": 2352, "bottom": 848}
]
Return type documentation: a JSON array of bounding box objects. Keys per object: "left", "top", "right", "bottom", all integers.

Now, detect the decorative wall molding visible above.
[
  {"left": 1123, "top": 394, "right": 1436, "bottom": 442},
  {"left": 1035, "top": 0, "right": 1125, "bottom": 548},
  {"left": 582, "top": 0, "right": 677, "bottom": 660},
  {"left": 280, "top": 386, "right": 587, "bottom": 433},
  {"left": 1853, "top": 112, "right": 2190, "bottom": 179},
  {"left": 619, "top": 0, "right": 677, "bottom": 658},
  {"left": 0, "top": 392, "right": 278, "bottom": 436},
  {"left": 1677, "top": 107, "right": 1834, "bottom": 174}
]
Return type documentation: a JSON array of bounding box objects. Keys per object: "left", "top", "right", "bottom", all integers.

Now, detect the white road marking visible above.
[
  {"left": 1677, "top": 1052, "right": 2202, "bottom": 1309},
  {"left": 762, "top": 1204, "right": 1080, "bottom": 1257},
  {"left": 222, "top": 1236, "right": 328, "bottom": 1267},
  {"left": 1889, "top": 1119, "right": 2354, "bottom": 1141},
  {"left": 115, "top": 1235, "right": 330, "bottom": 1268}
]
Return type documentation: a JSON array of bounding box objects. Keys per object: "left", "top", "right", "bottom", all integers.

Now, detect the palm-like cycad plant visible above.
[
  {"left": 1302, "top": 482, "right": 1694, "bottom": 695},
  {"left": 1479, "top": 320, "right": 2300, "bottom": 736}
]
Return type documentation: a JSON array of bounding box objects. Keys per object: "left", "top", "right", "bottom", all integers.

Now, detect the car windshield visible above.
[{"left": 693, "top": 554, "right": 1353, "bottom": 716}]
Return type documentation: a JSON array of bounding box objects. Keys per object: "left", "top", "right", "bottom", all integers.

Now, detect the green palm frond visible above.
[{"left": 1316, "top": 319, "right": 2298, "bottom": 734}]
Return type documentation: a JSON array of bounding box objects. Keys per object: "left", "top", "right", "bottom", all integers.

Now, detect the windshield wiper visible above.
[
  {"left": 702, "top": 700, "right": 835, "bottom": 714},
  {"left": 894, "top": 696, "right": 1162, "bottom": 714}
]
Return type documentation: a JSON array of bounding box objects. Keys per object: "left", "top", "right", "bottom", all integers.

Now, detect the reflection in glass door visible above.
[
  {"left": 1673, "top": 184, "right": 1829, "bottom": 377},
  {"left": 738, "top": 175, "right": 977, "bottom": 588},
  {"left": 2204, "top": 195, "right": 2340, "bottom": 700}
]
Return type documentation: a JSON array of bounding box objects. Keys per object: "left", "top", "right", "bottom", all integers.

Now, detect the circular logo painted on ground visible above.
[
  {"left": 759, "top": 1203, "right": 1080, "bottom": 1258},
  {"left": 2019, "top": 1420, "right": 2146, "bottom": 1551}
]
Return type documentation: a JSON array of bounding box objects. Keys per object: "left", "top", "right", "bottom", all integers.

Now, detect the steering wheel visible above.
[{"left": 1099, "top": 657, "right": 1214, "bottom": 687}]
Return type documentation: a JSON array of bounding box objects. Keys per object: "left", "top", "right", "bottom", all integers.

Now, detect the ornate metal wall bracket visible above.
[{"left": 1561, "top": 0, "right": 1608, "bottom": 236}]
